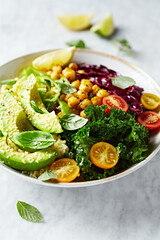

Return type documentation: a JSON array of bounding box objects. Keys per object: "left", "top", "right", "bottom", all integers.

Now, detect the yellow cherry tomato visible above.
[
  {"left": 90, "top": 142, "right": 119, "bottom": 169},
  {"left": 141, "top": 93, "right": 160, "bottom": 110},
  {"left": 49, "top": 158, "right": 80, "bottom": 183}
]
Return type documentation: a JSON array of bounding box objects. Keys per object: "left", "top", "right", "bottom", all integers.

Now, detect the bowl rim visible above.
[{"left": 0, "top": 48, "right": 160, "bottom": 188}]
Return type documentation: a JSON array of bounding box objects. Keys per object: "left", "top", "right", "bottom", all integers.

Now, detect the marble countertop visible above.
[{"left": 0, "top": 0, "right": 160, "bottom": 239}]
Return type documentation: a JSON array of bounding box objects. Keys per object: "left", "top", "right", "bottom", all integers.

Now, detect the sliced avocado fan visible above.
[
  {"left": 21, "top": 74, "right": 63, "bottom": 133},
  {"left": 0, "top": 93, "right": 57, "bottom": 171}
]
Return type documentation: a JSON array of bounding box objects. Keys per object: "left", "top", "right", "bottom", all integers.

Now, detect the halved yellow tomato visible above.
[
  {"left": 49, "top": 158, "right": 80, "bottom": 183},
  {"left": 141, "top": 93, "right": 160, "bottom": 110},
  {"left": 90, "top": 142, "right": 119, "bottom": 169}
]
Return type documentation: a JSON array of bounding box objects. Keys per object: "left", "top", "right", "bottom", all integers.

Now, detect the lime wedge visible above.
[
  {"left": 56, "top": 14, "right": 94, "bottom": 31},
  {"left": 32, "top": 47, "right": 76, "bottom": 71},
  {"left": 90, "top": 14, "right": 114, "bottom": 37}
]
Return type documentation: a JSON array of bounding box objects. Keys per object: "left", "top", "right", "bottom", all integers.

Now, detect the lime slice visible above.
[
  {"left": 90, "top": 14, "right": 114, "bottom": 37},
  {"left": 32, "top": 47, "right": 76, "bottom": 71},
  {"left": 56, "top": 14, "right": 94, "bottom": 31}
]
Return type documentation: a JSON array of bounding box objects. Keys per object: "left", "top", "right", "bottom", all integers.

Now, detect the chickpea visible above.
[
  {"left": 60, "top": 94, "right": 66, "bottom": 101},
  {"left": 51, "top": 72, "right": 60, "bottom": 80},
  {"left": 91, "top": 96, "right": 102, "bottom": 106},
  {"left": 69, "top": 62, "right": 78, "bottom": 70},
  {"left": 80, "top": 110, "right": 86, "bottom": 118},
  {"left": 92, "top": 84, "right": 101, "bottom": 95},
  {"left": 79, "top": 99, "right": 92, "bottom": 110},
  {"left": 68, "top": 96, "right": 80, "bottom": 108},
  {"left": 52, "top": 65, "right": 62, "bottom": 74},
  {"left": 57, "top": 112, "right": 63, "bottom": 118},
  {"left": 71, "top": 80, "right": 80, "bottom": 90},
  {"left": 77, "top": 70, "right": 85, "bottom": 74},
  {"left": 64, "top": 93, "right": 74, "bottom": 102},
  {"left": 62, "top": 67, "right": 76, "bottom": 82},
  {"left": 72, "top": 108, "right": 81, "bottom": 115},
  {"left": 79, "top": 79, "right": 93, "bottom": 93},
  {"left": 96, "top": 89, "right": 109, "bottom": 98},
  {"left": 47, "top": 71, "right": 52, "bottom": 76},
  {"left": 75, "top": 90, "right": 88, "bottom": 100}
]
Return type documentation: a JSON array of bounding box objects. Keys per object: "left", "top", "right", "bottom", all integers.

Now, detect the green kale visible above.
[{"left": 61, "top": 105, "right": 149, "bottom": 181}]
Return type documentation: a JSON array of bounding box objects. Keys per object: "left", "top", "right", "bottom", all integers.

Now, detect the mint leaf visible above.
[
  {"left": 111, "top": 75, "right": 136, "bottom": 89},
  {"left": 55, "top": 77, "right": 76, "bottom": 94},
  {"left": 13, "top": 131, "right": 55, "bottom": 151},
  {"left": 61, "top": 113, "right": 88, "bottom": 130},
  {"left": 38, "top": 169, "right": 57, "bottom": 181},
  {"left": 66, "top": 39, "right": 86, "bottom": 48},
  {"left": 30, "top": 100, "right": 45, "bottom": 114},
  {"left": 17, "top": 201, "right": 43, "bottom": 223},
  {"left": 112, "top": 38, "right": 134, "bottom": 56}
]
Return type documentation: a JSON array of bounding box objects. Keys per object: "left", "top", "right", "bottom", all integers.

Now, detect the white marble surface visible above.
[{"left": 0, "top": 0, "right": 160, "bottom": 239}]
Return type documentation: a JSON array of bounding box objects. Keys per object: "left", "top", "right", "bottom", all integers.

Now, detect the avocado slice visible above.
[
  {"left": 2, "top": 92, "right": 34, "bottom": 142},
  {"left": 0, "top": 136, "right": 57, "bottom": 171},
  {"left": 21, "top": 74, "right": 62, "bottom": 133}
]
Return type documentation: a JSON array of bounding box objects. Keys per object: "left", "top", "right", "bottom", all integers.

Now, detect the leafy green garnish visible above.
[
  {"left": 111, "top": 75, "right": 136, "bottom": 89},
  {"left": 30, "top": 100, "right": 45, "bottom": 114},
  {"left": 112, "top": 38, "right": 134, "bottom": 56},
  {"left": 38, "top": 169, "right": 57, "bottom": 181},
  {"left": 60, "top": 113, "right": 88, "bottom": 130},
  {"left": 13, "top": 131, "right": 55, "bottom": 151},
  {"left": 0, "top": 130, "right": 3, "bottom": 137},
  {"left": 57, "top": 99, "right": 72, "bottom": 115},
  {"left": 66, "top": 39, "right": 86, "bottom": 48},
  {"left": 55, "top": 77, "right": 76, "bottom": 94},
  {"left": 62, "top": 105, "right": 149, "bottom": 180},
  {"left": 17, "top": 201, "right": 43, "bottom": 223},
  {"left": 0, "top": 78, "right": 18, "bottom": 85}
]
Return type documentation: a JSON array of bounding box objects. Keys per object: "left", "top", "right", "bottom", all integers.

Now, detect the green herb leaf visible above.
[
  {"left": 57, "top": 99, "right": 72, "bottom": 115},
  {"left": 111, "top": 75, "right": 136, "bottom": 89},
  {"left": 38, "top": 169, "right": 57, "bottom": 181},
  {"left": 0, "top": 130, "right": 3, "bottom": 137},
  {"left": 0, "top": 78, "right": 18, "bottom": 85},
  {"left": 55, "top": 77, "right": 76, "bottom": 94},
  {"left": 13, "top": 131, "right": 55, "bottom": 151},
  {"left": 61, "top": 113, "right": 88, "bottom": 130},
  {"left": 66, "top": 39, "right": 86, "bottom": 48},
  {"left": 30, "top": 100, "right": 45, "bottom": 114},
  {"left": 112, "top": 38, "right": 134, "bottom": 56},
  {"left": 17, "top": 201, "right": 43, "bottom": 223}
]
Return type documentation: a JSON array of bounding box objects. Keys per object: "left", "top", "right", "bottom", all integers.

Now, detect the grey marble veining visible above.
[{"left": 0, "top": 0, "right": 160, "bottom": 239}]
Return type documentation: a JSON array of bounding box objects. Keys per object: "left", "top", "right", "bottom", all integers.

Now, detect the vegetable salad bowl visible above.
[{"left": 0, "top": 48, "right": 160, "bottom": 187}]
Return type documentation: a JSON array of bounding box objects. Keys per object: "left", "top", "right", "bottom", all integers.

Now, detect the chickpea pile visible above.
[{"left": 47, "top": 63, "right": 109, "bottom": 118}]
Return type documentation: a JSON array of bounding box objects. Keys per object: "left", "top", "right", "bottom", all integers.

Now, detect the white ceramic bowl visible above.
[{"left": 0, "top": 49, "right": 160, "bottom": 187}]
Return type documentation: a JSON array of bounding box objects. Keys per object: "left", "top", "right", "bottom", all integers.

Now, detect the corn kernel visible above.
[
  {"left": 79, "top": 99, "right": 92, "bottom": 110},
  {"left": 79, "top": 79, "right": 93, "bottom": 93},
  {"left": 71, "top": 80, "right": 80, "bottom": 90},
  {"left": 91, "top": 96, "right": 102, "bottom": 106},
  {"left": 62, "top": 67, "right": 76, "bottom": 82},
  {"left": 96, "top": 89, "right": 109, "bottom": 98},
  {"left": 69, "top": 63, "right": 78, "bottom": 70},
  {"left": 68, "top": 96, "right": 80, "bottom": 108},
  {"left": 92, "top": 84, "right": 101, "bottom": 95}
]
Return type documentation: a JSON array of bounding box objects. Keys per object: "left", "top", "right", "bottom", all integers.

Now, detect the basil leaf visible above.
[
  {"left": 0, "top": 78, "right": 18, "bottom": 85},
  {"left": 17, "top": 201, "right": 43, "bottom": 223},
  {"left": 0, "top": 130, "right": 3, "bottom": 137},
  {"left": 13, "top": 131, "right": 55, "bottom": 151},
  {"left": 61, "top": 113, "right": 88, "bottom": 130},
  {"left": 66, "top": 39, "right": 86, "bottom": 48},
  {"left": 30, "top": 101, "right": 45, "bottom": 114},
  {"left": 38, "top": 169, "right": 57, "bottom": 181},
  {"left": 57, "top": 99, "right": 72, "bottom": 115},
  {"left": 55, "top": 77, "right": 76, "bottom": 94},
  {"left": 112, "top": 38, "right": 134, "bottom": 56},
  {"left": 111, "top": 75, "right": 136, "bottom": 89}
]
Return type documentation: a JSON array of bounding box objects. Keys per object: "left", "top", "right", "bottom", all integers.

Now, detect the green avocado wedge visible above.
[
  {"left": 21, "top": 74, "right": 63, "bottom": 133},
  {"left": 0, "top": 136, "right": 57, "bottom": 171},
  {"left": 2, "top": 92, "right": 34, "bottom": 142}
]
